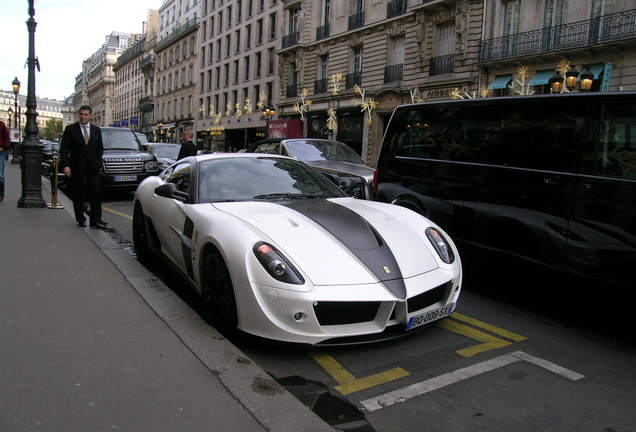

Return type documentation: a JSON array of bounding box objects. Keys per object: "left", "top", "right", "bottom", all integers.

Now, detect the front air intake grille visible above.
[
  {"left": 407, "top": 282, "right": 450, "bottom": 313},
  {"left": 314, "top": 301, "right": 380, "bottom": 326},
  {"left": 103, "top": 159, "right": 144, "bottom": 173}
]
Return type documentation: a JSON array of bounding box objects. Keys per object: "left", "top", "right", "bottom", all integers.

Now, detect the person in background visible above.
[
  {"left": 0, "top": 118, "right": 11, "bottom": 202},
  {"left": 59, "top": 105, "right": 107, "bottom": 229},
  {"left": 177, "top": 130, "right": 197, "bottom": 160}
]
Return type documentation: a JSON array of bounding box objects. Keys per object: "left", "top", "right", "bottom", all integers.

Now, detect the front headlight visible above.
[
  {"left": 253, "top": 242, "right": 305, "bottom": 285},
  {"left": 144, "top": 160, "right": 158, "bottom": 171},
  {"left": 426, "top": 227, "right": 455, "bottom": 264}
]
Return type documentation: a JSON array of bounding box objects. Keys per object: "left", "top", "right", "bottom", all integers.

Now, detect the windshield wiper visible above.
[{"left": 254, "top": 193, "right": 321, "bottom": 200}]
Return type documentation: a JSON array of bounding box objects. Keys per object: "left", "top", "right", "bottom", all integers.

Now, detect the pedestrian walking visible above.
[
  {"left": 59, "top": 105, "right": 107, "bottom": 229},
  {"left": 177, "top": 130, "right": 197, "bottom": 160},
  {"left": 0, "top": 118, "right": 10, "bottom": 202}
]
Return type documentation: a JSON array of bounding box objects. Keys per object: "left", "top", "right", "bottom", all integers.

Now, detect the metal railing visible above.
[
  {"left": 282, "top": 32, "right": 299, "bottom": 48},
  {"left": 316, "top": 23, "right": 330, "bottom": 41},
  {"left": 346, "top": 72, "right": 362, "bottom": 89},
  {"left": 286, "top": 83, "right": 298, "bottom": 98},
  {"left": 348, "top": 12, "right": 365, "bottom": 31},
  {"left": 429, "top": 54, "right": 455, "bottom": 76},
  {"left": 479, "top": 9, "right": 636, "bottom": 62},
  {"left": 154, "top": 18, "right": 199, "bottom": 52},
  {"left": 314, "top": 78, "right": 328, "bottom": 94},
  {"left": 387, "top": 0, "right": 408, "bottom": 19},
  {"left": 384, "top": 64, "right": 403, "bottom": 83}
]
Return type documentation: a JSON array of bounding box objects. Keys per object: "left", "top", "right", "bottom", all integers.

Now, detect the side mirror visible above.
[{"left": 154, "top": 183, "right": 188, "bottom": 202}]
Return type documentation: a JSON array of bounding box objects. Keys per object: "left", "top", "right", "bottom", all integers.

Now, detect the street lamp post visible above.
[
  {"left": 18, "top": 0, "right": 45, "bottom": 208},
  {"left": 260, "top": 105, "right": 276, "bottom": 137},
  {"left": 11, "top": 77, "right": 20, "bottom": 164}
]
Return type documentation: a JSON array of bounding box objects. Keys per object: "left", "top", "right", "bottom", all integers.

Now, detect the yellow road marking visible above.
[
  {"left": 437, "top": 319, "right": 513, "bottom": 357},
  {"left": 450, "top": 312, "right": 527, "bottom": 342},
  {"left": 308, "top": 349, "right": 410, "bottom": 396},
  {"left": 103, "top": 206, "right": 132, "bottom": 220}
]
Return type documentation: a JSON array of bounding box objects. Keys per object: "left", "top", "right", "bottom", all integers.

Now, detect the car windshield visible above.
[
  {"left": 197, "top": 156, "right": 345, "bottom": 203},
  {"left": 286, "top": 140, "right": 365, "bottom": 164},
  {"left": 152, "top": 144, "right": 180, "bottom": 159},
  {"left": 102, "top": 129, "right": 142, "bottom": 150},
  {"left": 135, "top": 133, "right": 149, "bottom": 144}
]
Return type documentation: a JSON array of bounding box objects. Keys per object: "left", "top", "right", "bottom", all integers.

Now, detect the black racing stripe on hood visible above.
[{"left": 283, "top": 200, "right": 406, "bottom": 299}]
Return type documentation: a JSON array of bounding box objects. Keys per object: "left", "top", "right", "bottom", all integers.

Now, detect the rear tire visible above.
[
  {"left": 132, "top": 204, "right": 151, "bottom": 266},
  {"left": 201, "top": 249, "right": 237, "bottom": 335}
]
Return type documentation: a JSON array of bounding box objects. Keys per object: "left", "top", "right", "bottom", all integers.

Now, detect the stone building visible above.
[
  {"left": 113, "top": 10, "right": 160, "bottom": 137},
  {"left": 152, "top": 0, "right": 201, "bottom": 144}
]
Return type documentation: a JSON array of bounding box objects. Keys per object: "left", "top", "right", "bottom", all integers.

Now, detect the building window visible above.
[
  {"left": 315, "top": 55, "right": 328, "bottom": 94},
  {"left": 267, "top": 48, "right": 275, "bottom": 75},
  {"left": 430, "top": 21, "right": 455, "bottom": 76},
  {"left": 256, "top": 51, "right": 262, "bottom": 78},
  {"left": 385, "top": 35, "right": 404, "bottom": 82},
  {"left": 347, "top": 46, "right": 363, "bottom": 89},
  {"left": 244, "top": 56, "right": 251, "bottom": 81},
  {"left": 257, "top": 19, "right": 264, "bottom": 45},
  {"left": 269, "top": 12, "right": 277, "bottom": 40},
  {"left": 246, "top": 24, "right": 252, "bottom": 49}
]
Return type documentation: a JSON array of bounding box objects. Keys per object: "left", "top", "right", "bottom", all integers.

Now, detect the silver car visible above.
[{"left": 250, "top": 138, "right": 376, "bottom": 199}]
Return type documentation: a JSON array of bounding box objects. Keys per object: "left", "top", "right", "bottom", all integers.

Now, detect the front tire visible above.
[
  {"left": 132, "top": 204, "right": 151, "bottom": 266},
  {"left": 201, "top": 249, "right": 237, "bottom": 335}
]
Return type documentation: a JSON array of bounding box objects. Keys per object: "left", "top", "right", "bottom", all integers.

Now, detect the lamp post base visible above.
[{"left": 17, "top": 141, "right": 45, "bottom": 208}]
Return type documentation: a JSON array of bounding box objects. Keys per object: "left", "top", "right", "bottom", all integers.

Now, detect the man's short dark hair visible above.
[{"left": 79, "top": 105, "right": 92, "bottom": 113}]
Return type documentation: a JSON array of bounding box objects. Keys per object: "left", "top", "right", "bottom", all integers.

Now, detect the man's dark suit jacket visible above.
[{"left": 60, "top": 122, "right": 104, "bottom": 174}]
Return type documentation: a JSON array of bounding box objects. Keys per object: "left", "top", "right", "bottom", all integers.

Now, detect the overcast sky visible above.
[{"left": 0, "top": 0, "right": 158, "bottom": 101}]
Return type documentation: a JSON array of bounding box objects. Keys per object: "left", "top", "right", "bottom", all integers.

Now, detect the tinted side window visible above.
[
  {"left": 167, "top": 162, "right": 192, "bottom": 193},
  {"left": 385, "top": 99, "right": 585, "bottom": 172},
  {"left": 597, "top": 102, "right": 636, "bottom": 179}
]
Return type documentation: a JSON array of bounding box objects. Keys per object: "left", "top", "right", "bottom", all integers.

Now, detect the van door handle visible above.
[
  {"left": 584, "top": 183, "right": 611, "bottom": 192},
  {"left": 543, "top": 178, "right": 563, "bottom": 186}
]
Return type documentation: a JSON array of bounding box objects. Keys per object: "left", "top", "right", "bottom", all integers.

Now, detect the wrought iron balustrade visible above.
[
  {"left": 387, "top": 0, "right": 408, "bottom": 19},
  {"left": 316, "top": 23, "right": 330, "bottom": 41},
  {"left": 282, "top": 32, "right": 299, "bottom": 49},
  {"left": 429, "top": 54, "right": 455, "bottom": 76},
  {"left": 314, "top": 78, "right": 328, "bottom": 94},
  {"left": 346, "top": 72, "right": 362, "bottom": 89},
  {"left": 286, "top": 83, "right": 298, "bottom": 98},
  {"left": 384, "top": 64, "right": 404, "bottom": 83},
  {"left": 479, "top": 9, "right": 636, "bottom": 62},
  {"left": 348, "top": 12, "right": 365, "bottom": 31}
]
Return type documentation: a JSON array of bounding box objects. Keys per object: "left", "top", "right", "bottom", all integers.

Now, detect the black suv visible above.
[{"left": 54, "top": 127, "right": 160, "bottom": 191}]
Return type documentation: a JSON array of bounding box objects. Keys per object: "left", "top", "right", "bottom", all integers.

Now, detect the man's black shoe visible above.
[
  {"left": 77, "top": 220, "right": 86, "bottom": 227},
  {"left": 90, "top": 221, "right": 108, "bottom": 229}
]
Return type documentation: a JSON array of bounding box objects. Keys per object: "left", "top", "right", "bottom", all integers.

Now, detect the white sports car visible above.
[{"left": 132, "top": 153, "right": 462, "bottom": 345}]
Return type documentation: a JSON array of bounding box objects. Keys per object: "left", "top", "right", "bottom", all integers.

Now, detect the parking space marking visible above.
[
  {"left": 437, "top": 313, "right": 527, "bottom": 357},
  {"left": 309, "top": 349, "right": 410, "bottom": 396},
  {"left": 360, "top": 350, "right": 585, "bottom": 412}
]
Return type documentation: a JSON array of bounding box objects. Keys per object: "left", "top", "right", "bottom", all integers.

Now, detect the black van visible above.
[{"left": 375, "top": 93, "right": 636, "bottom": 295}]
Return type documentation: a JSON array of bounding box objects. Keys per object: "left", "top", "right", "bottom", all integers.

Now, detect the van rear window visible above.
[{"left": 597, "top": 103, "right": 636, "bottom": 179}]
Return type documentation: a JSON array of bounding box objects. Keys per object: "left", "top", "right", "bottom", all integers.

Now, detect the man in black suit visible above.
[
  {"left": 60, "top": 105, "right": 107, "bottom": 229},
  {"left": 177, "top": 130, "right": 197, "bottom": 160}
]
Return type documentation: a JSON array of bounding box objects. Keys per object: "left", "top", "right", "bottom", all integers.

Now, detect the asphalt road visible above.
[{"left": 96, "top": 189, "right": 636, "bottom": 432}]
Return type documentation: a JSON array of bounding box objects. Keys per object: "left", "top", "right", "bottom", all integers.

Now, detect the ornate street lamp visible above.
[
  {"left": 548, "top": 71, "right": 564, "bottom": 94},
  {"left": 565, "top": 67, "right": 580, "bottom": 92},
  {"left": 156, "top": 122, "right": 163, "bottom": 142},
  {"left": 260, "top": 106, "right": 276, "bottom": 138},
  {"left": 579, "top": 66, "right": 595, "bottom": 92},
  {"left": 18, "top": 0, "right": 46, "bottom": 208},
  {"left": 11, "top": 77, "right": 20, "bottom": 164}
]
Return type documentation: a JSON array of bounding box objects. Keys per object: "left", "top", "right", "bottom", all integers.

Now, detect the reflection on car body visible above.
[{"left": 133, "top": 153, "right": 462, "bottom": 344}]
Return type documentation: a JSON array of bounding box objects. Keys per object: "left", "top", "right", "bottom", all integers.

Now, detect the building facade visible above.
[
  {"left": 196, "top": 0, "right": 282, "bottom": 152},
  {"left": 1, "top": 89, "right": 65, "bottom": 141},
  {"left": 152, "top": 0, "right": 201, "bottom": 144},
  {"left": 113, "top": 11, "right": 160, "bottom": 136}
]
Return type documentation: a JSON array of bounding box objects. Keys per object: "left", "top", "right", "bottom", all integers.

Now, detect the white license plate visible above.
[
  {"left": 406, "top": 303, "right": 455, "bottom": 330},
  {"left": 114, "top": 175, "right": 137, "bottom": 182}
]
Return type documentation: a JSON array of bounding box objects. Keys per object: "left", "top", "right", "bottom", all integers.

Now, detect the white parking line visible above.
[{"left": 360, "top": 351, "right": 584, "bottom": 412}]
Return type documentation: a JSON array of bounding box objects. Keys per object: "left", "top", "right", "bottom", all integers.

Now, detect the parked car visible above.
[
  {"left": 133, "top": 153, "right": 462, "bottom": 344},
  {"left": 375, "top": 92, "right": 636, "bottom": 298},
  {"left": 248, "top": 138, "right": 376, "bottom": 199},
  {"left": 144, "top": 142, "right": 181, "bottom": 170},
  {"left": 55, "top": 127, "right": 160, "bottom": 191}
]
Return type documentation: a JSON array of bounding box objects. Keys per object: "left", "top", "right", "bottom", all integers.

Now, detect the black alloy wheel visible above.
[{"left": 201, "top": 249, "right": 237, "bottom": 335}]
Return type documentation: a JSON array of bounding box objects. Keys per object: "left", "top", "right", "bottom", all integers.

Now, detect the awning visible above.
[
  {"left": 586, "top": 63, "right": 606, "bottom": 78},
  {"left": 529, "top": 70, "right": 555, "bottom": 86},
  {"left": 490, "top": 74, "right": 513, "bottom": 90}
]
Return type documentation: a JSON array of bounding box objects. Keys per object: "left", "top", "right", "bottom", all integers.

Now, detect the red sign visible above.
[{"left": 267, "top": 119, "right": 303, "bottom": 139}]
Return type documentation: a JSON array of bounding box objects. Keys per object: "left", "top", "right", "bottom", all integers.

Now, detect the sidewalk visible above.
[{"left": 0, "top": 162, "right": 333, "bottom": 432}]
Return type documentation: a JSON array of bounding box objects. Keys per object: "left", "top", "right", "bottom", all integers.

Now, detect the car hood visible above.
[
  {"left": 304, "top": 160, "right": 375, "bottom": 180},
  {"left": 213, "top": 198, "right": 440, "bottom": 298}
]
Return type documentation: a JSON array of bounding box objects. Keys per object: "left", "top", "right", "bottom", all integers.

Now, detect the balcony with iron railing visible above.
[
  {"left": 479, "top": 9, "right": 636, "bottom": 62},
  {"left": 139, "top": 54, "right": 156, "bottom": 71},
  {"left": 154, "top": 17, "right": 200, "bottom": 52},
  {"left": 286, "top": 83, "right": 298, "bottom": 98},
  {"left": 384, "top": 64, "right": 404, "bottom": 83},
  {"left": 387, "top": 0, "right": 408, "bottom": 19},
  {"left": 282, "top": 31, "right": 300, "bottom": 49},
  {"left": 348, "top": 12, "right": 365, "bottom": 31},
  {"left": 429, "top": 54, "right": 455, "bottom": 76},
  {"left": 346, "top": 72, "right": 362, "bottom": 89},
  {"left": 314, "top": 78, "right": 328, "bottom": 94},
  {"left": 316, "top": 23, "right": 330, "bottom": 41}
]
